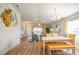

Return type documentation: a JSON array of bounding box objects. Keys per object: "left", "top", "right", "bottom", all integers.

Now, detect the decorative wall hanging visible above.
[
  {"left": 55, "top": 24, "right": 61, "bottom": 33},
  {"left": 11, "top": 13, "right": 18, "bottom": 27},
  {"left": 1, "top": 9, "right": 12, "bottom": 27}
]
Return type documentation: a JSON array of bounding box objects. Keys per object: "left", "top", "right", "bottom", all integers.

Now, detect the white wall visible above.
[{"left": 0, "top": 4, "right": 21, "bottom": 55}]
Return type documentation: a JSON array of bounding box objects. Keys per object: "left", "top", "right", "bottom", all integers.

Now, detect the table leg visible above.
[
  {"left": 43, "top": 41, "right": 45, "bottom": 55},
  {"left": 72, "top": 47, "right": 75, "bottom": 55},
  {"left": 49, "top": 50, "right": 51, "bottom": 55}
]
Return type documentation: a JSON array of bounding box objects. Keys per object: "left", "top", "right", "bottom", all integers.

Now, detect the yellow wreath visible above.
[{"left": 1, "top": 9, "right": 12, "bottom": 27}]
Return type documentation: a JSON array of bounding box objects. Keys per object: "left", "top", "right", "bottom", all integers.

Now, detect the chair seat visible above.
[{"left": 47, "top": 42, "right": 74, "bottom": 49}]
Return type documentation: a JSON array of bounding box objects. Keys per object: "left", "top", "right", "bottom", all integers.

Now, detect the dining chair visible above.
[
  {"left": 66, "top": 34, "right": 76, "bottom": 54},
  {"left": 46, "top": 34, "right": 76, "bottom": 55},
  {"left": 37, "top": 35, "right": 46, "bottom": 54},
  {"left": 38, "top": 35, "right": 51, "bottom": 55},
  {"left": 53, "top": 33, "right": 58, "bottom": 37},
  {"left": 67, "top": 34, "right": 76, "bottom": 45},
  {"left": 46, "top": 33, "right": 53, "bottom": 37}
]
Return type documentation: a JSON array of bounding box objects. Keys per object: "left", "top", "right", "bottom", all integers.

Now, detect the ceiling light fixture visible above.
[
  {"left": 50, "top": 8, "right": 60, "bottom": 21},
  {"left": 36, "top": 17, "right": 41, "bottom": 26}
]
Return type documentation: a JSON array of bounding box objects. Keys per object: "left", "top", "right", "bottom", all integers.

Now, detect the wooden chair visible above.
[
  {"left": 37, "top": 35, "right": 49, "bottom": 54},
  {"left": 46, "top": 33, "right": 58, "bottom": 37},
  {"left": 46, "top": 33, "right": 53, "bottom": 37},
  {"left": 53, "top": 33, "right": 58, "bottom": 37},
  {"left": 38, "top": 35, "right": 52, "bottom": 54},
  {"left": 67, "top": 34, "right": 76, "bottom": 45},
  {"left": 46, "top": 34, "right": 76, "bottom": 55}
]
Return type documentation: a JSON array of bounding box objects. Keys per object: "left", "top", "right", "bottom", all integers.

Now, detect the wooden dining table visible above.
[{"left": 41, "top": 36, "right": 73, "bottom": 55}]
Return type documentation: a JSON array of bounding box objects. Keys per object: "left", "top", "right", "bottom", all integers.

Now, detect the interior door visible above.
[{"left": 26, "top": 26, "right": 32, "bottom": 41}]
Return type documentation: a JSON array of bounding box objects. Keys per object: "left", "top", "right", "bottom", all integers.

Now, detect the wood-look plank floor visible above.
[
  {"left": 5, "top": 37, "right": 42, "bottom": 55},
  {"left": 5, "top": 37, "right": 76, "bottom": 55}
]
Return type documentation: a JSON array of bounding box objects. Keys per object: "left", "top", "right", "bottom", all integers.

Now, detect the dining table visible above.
[{"left": 41, "top": 36, "right": 73, "bottom": 55}]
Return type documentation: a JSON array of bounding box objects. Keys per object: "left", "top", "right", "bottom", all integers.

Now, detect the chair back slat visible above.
[{"left": 68, "top": 34, "right": 76, "bottom": 40}]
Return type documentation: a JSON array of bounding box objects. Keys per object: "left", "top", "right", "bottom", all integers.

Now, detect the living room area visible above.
[{"left": 0, "top": 3, "right": 79, "bottom": 55}]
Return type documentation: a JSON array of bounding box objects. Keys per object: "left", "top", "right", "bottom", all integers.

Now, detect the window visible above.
[
  {"left": 33, "top": 27, "right": 42, "bottom": 35},
  {"left": 66, "top": 19, "right": 79, "bottom": 42}
]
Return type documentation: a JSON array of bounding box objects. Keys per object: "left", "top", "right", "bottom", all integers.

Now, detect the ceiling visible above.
[{"left": 13, "top": 3, "right": 79, "bottom": 25}]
